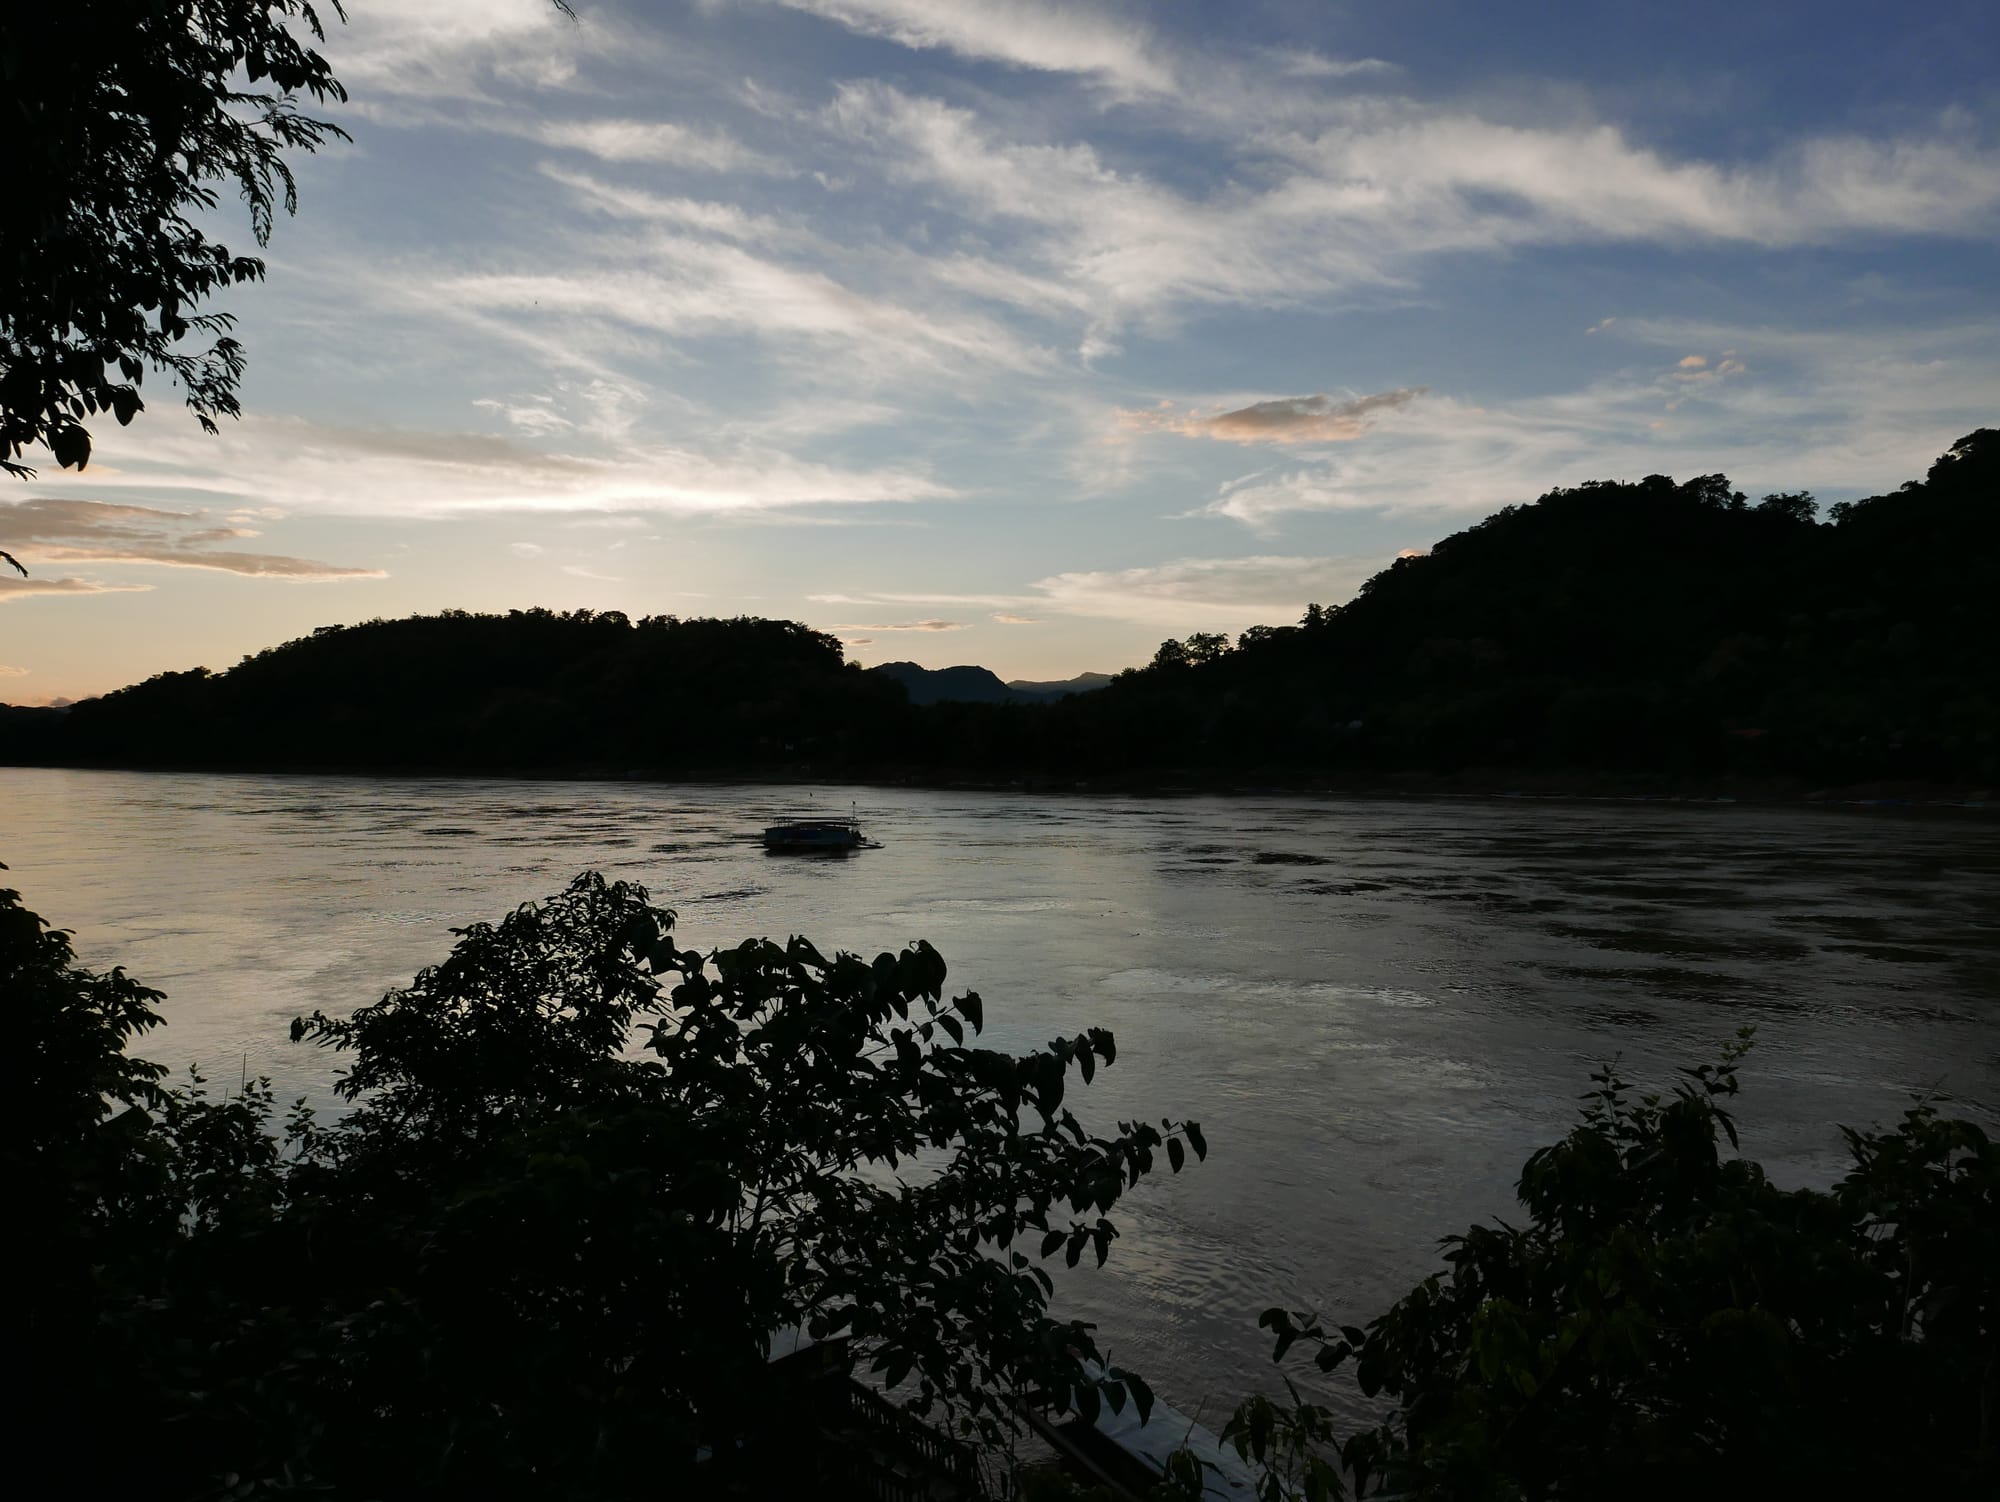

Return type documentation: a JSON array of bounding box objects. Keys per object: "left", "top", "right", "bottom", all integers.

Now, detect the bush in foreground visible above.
[
  {"left": 1228, "top": 1035, "right": 1998, "bottom": 1500},
  {"left": 11, "top": 869, "right": 1199, "bottom": 1498}
]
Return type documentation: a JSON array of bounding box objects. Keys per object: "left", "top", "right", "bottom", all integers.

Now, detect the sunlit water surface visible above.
[{"left": 8, "top": 769, "right": 1997, "bottom": 1427}]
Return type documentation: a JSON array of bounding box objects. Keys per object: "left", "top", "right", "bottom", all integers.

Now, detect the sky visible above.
[{"left": 5, "top": 0, "right": 1999, "bottom": 702}]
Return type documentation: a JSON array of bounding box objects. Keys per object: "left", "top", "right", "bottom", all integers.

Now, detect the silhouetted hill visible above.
[
  {"left": 5, "top": 432, "right": 1993, "bottom": 789},
  {"left": 869, "top": 662, "right": 1112, "bottom": 705},
  {"left": 1012, "top": 428, "right": 1998, "bottom": 787},
  {"left": 870, "top": 661, "right": 1018, "bottom": 705},
  {"left": 1007, "top": 672, "right": 1114, "bottom": 699},
  {"left": 16, "top": 610, "right": 908, "bottom": 771}
]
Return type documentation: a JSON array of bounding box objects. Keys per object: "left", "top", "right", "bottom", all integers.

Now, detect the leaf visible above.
[
  {"left": 1168, "top": 1137, "right": 1185, "bottom": 1173},
  {"left": 1041, "top": 1230, "right": 1065, "bottom": 1258},
  {"left": 1126, "top": 1371, "right": 1155, "bottom": 1426},
  {"left": 959, "top": 991, "right": 983, "bottom": 1032},
  {"left": 1184, "top": 1121, "right": 1207, "bottom": 1161},
  {"left": 50, "top": 425, "right": 91, "bottom": 471},
  {"left": 938, "top": 1013, "right": 963, "bottom": 1045}
]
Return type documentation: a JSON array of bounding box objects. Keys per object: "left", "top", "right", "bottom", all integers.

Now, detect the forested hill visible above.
[
  {"left": 18, "top": 612, "right": 908, "bottom": 772},
  {"left": 4, "top": 430, "right": 1994, "bottom": 787},
  {"left": 1006, "top": 427, "right": 1996, "bottom": 788}
]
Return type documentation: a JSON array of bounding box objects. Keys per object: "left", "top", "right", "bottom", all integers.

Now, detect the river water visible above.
[{"left": 8, "top": 768, "right": 1998, "bottom": 1426}]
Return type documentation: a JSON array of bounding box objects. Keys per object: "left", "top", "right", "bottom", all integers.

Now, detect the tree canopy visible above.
[
  {"left": 1, "top": 1, "right": 350, "bottom": 482},
  {"left": 10, "top": 868, "right": 1199, "bottom": 1497},
  {"left": 1233, "top": 1035, "right": 1998, "bottom": 1500}
]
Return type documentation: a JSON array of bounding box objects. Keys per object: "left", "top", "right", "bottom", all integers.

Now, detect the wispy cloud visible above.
[
  {"left": 54, "top": 415, "right": 956, "bottom": 520},
  {"left": 817, "top": 556, "right": 1387, "bottom": 630},
  {"left": 826, "top": 82, "right": 2000, "bottom": 346},
  {"left": 0, "top": 664, "right": 29, "bottom": 677},
  {"left": 1029, "top": 556, "right": 1380, "bottom": 628},
  {"left": 827, "top": 618, "right": 970, "bottom": 631},
  {"left": 1196, "top": 319, "right": 2000, "bottom": 526},
  {"left": 333, "top": 0, "right": 627, "bottom": 104},
  {"left": 538, "top": 118, "right": 785, "bottom": 173},
  {"left": 1262, "top": 47, "right": 1397, "bottom": 80},
  {"left": 0, "top": 499, "right": 384, "bottom": 580},
  {"left": 0, "top": 575, "right": 153, "bottom": 603},
  {"left": 1122, "top": 387, "right": 1428, "bottom": 444},
  {"left": 435, "top": 195, "right": 1048, "bottom": 383},
  {"left": 772, "top": 0, "right": 1174, "bottom": 96}
]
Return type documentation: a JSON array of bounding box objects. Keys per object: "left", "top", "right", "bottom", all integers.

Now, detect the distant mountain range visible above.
[{"left": 868, "top": 662, "right": 1114, "bottom": 706}]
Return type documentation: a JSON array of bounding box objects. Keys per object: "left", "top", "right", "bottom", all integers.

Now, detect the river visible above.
[{"left": 7, "top": 768, "right": 1997, "bottom": 1427}]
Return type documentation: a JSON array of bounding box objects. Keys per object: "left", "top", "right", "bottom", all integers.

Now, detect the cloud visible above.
[
  {"left": 436, "top": 188, "right": 1049, "bottom": 382},
  {"left": 0, "top": 575, "right": 153, "bottom": 603},
  {"left": 475, "top": 398, "right": 574, "bottom": 437},
  {"left": 1028, "top": 556, "right": 1381, "bottom": 627},
  {"left": 1195, "top": 316, "right": 2000, "bottom": 526},
  {"left": 537, "top": 119, "right": 784, "bottom": 173},
  {"left": 53, "top": 415, "right": 956, "bottom": 520},
  {"left": 825, "top": 83, "right": 2000, "bottom": 344},
  {"left": 333, "top": 0, "right": 626, "bottom": 103},
  {"left": 561, "top": 564, "right": 623, "bottom": 581},
  {"left": 510, "top": 542, "right": 546, "bottom": 557},
  {"left": 772, "top": 0, "right": 1173, "bottom": 96},
  {"left": 1264, "top": 47, "right": 1396, "bottom": 79},
  {"left": 824, "top": 558, "right": 1385, "bottom": 630},
  {"left": 543, "top": 168, "right": 804, "bottom": 246},
  {"left": 0, "top": 664, "right": 28, "bottom": 676},
  {"left": 992, "top": 612, "right": 1040, "bottom": 624},
  {"left": 1122, "top": 387, "right": 1428, "bottom": 444},
  {"left": 1678, "top": 355, "right": 1708, "bottom": 369},
  {"left": 827, "top": 618, "right": 970, "bottom": 631},
  {"left": 0, "top": 499, "right": 384, "bottom": 580}
]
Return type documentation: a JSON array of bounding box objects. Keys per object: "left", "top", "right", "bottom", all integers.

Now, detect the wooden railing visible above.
[{"left": 839, "top": 1377, "right": 986, "bottom": 1493}]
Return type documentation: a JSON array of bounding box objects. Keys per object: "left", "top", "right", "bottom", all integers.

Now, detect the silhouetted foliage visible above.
[
  {"left": 9, "top": 871, "right": 1198, "bottom": 1498},
  {"left": 1231, "top": 1034, "right": 1998, "bottom": 1500},
  {"left": 1024, "top": 430, "right": 2000, "bottom": 787},
  {"left": 0, "top": 1, "right": 352, "bottom": 481},
  {"left": 34, "top": 609, "right": 908, "bottom": 771}
]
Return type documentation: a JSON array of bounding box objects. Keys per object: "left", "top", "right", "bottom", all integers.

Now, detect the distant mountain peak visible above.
[{"left": 869, "top": 662, "right": 1112, "bottom": 706}]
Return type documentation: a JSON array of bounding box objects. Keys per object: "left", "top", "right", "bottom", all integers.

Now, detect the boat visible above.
[
  {"left": 761, "top": 814, "right": 878, "bottom": 853},
  {"left": 1015, "top": 1360, "right": 1257, "bottom": 1500}
]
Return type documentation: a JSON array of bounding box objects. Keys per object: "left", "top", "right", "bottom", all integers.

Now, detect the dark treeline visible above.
[
  {"left": 954, "top": 428, "right": 1999, "bottom": 789},
  {"left": 6, "top": 429, "right": 1995, "bottom": 788},
  {"left": 7, "top": 611, "right": 907, "bottom": 772}
]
